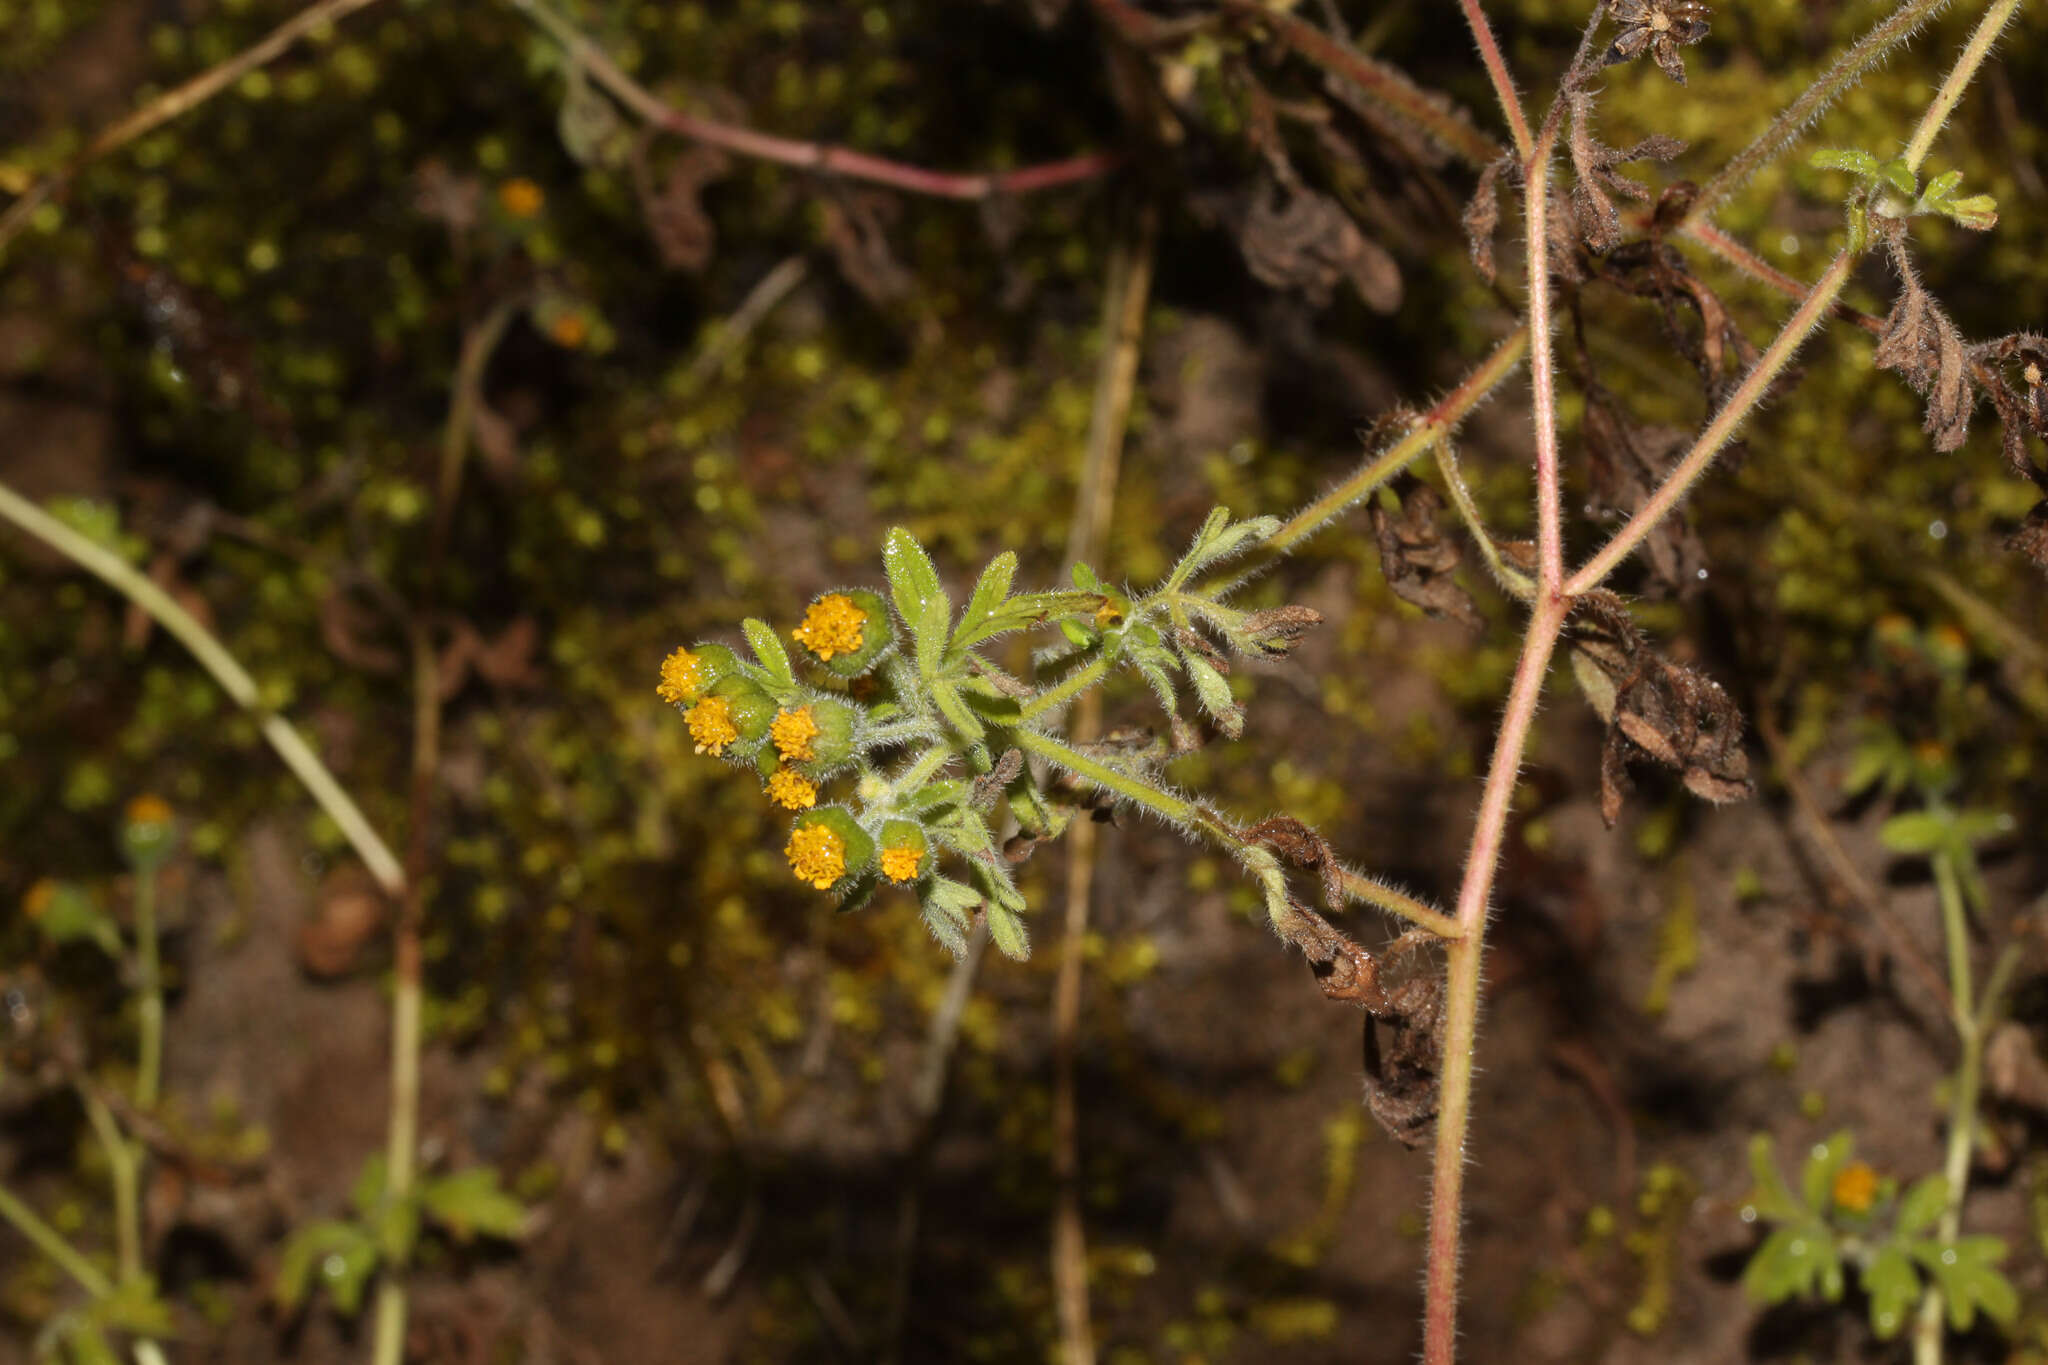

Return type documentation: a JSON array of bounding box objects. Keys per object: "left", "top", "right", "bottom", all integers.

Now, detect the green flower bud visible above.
[
  {"left": 119, "top": 794, "right": 178, "bottom": 871},
  {"left": 772, "top": 695, "right": 861, "bottom": 778}
]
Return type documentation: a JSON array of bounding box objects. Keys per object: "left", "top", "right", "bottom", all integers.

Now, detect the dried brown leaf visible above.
[
  {"left": 1463, "top": 154, "right": 1510, "bottom": 283},
  {"left": 1369, "top": 479, "right": 1482, "bottom": 627},
  {"left": 2008, "top": 502, "right": 2048, "bottom": 577},
  {"left": 1566, "top": 591, "right": 1751, "bottom": 826},
  {"left": 1240, "top": 182, "right": 1402, "bottom": 313},
  {"left": 820, "top": 190, "right": 913, "bottom": 305},
  {"left": 1876, "top": 243, "right": 1973, "bottom": 452},
  {"left": 633, "top": 140, "right": 731, "bottom": 272}
]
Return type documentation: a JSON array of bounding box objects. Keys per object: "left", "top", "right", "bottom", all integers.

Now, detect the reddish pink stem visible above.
[
  {"left": 514, "top": 0, "right": 1117, "bottom": 203},
  {"left": 659, "top": 111, "right": 1119, "bottom": 200},
  {"left": 1457, "top": 0, "right": 1534, "bottom": 158}
]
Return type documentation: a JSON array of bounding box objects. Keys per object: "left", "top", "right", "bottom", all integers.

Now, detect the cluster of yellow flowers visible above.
[{"left": 659, "top": 592, "right": 930, "bottom": 894}]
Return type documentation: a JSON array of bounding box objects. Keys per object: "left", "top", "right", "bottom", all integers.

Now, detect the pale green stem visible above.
[
  {"left": 79, "top": 1089, "right": 140, "bottom": 1286},
  {"left": 1012, "top": 728, "right": 1460, "bottom": 937},
  {"left": 1432, "top": 437, "right": 1534, "bottom": 601},
  {"left": 0, "top": 481, "right": 406, "bottom": 899},
  {"left": 0, "top": 1184, "right": 113, "bottom": 1298},
  {"left": 1688, "top": 0, "right": 1959, "bottom": 224},
  {"left": 1913, "top": 847, "right": 1982, "bottom": 1365},
  {"left": 1901, "top": 0, "right": 2025, "bottom": 171},
  {"left": 1021, "top": 656, "right": 1114, "bottom": 723},
  {"left": 863, "top": 719, "right": 941, "bottom": 750},
  {"left": 133, "top": 868, "right": 161, "bottom": 1113},
  {"left": 878, "top": 744, "right": 957, "bottom": 803}
]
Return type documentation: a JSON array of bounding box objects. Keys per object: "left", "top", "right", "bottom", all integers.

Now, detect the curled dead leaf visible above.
[
  {"left": 1370, "top": 478, "right": 1482, "bottom": 628},
  {"left": 1240, "top": 181, "right": 1402, "bottom": 313},
  {"left": 1876, "top": 241, "right": 1972, "bottom": 452},
  {"left": 1566, "top": 591, "right": 1751, "bottom": 826}
]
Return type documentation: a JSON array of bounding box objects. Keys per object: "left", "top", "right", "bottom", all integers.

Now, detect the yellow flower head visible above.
[
  {"left": 786, "top": 823, "right": 846, "bottom": 890},
  {"left": 548, "top": 312, "right": 589, "bottom": 349},
  {"left": 771, "top": 706, "right": 820, "bottom": 761},
  {"left": 657, "top": 647, "right": 702, "bottom": 704},
  {"left": 766, "top": 767, "right": 818, "bottom": 811},
  {"left": 1831, "top": 1160, "right": 1880, "bottom": 1214},
  {"left": 125, "top": 794, "right": 173, "bottom": 827},
  {"left": 23, "top": 878, "right": 55, "bottom": 920},
  {"left": 791, "top": 593, "right": 868, "bottom": 661},
  {"left": 498, "top": 177, "right": 544, "bottom": 219},
  {"left": 686, "top": 696, "right": 740, "bottom": 755},
  {"left": 879, "top": 845, "right": 922, "bottom": 884}
]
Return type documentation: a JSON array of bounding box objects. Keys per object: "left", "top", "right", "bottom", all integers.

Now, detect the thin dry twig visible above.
[
  {"left": 1051, "top": 201, "right": 1158, "bottom": 1365},
  {"left": 0, "top": 0, "right": 389, "bottom": 254}
]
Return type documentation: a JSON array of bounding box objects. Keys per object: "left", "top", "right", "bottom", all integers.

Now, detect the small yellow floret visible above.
[
  {"left": 498, "top": 177, "right": 544, "bottom": 218},
  {"left": 1831, "top": 1161, "right": 1880, "bottom": 1214},
  {"left": 547, "top": 313, "right": 589, "bottom": 349},
  {"left": 125, "top": 794, "right": 174, "bottom": 826},
  {"left": 786, "top": 824, "right": 846, "bottom": 889},
  {"left": 879, "top": 845, "right": 922, "bottom": 884},
  {"left": 23, "top": 878, "right": 55, "bottom": 920},
  {"left": 657, "top": 648, "right": 702, "bottom": 704},
  {"left": 771, "top": 706, "right": 820, "bottom": 760},
  {"left": 791, "top": 594, "right": 868, "bottom": 661},
  {"left": 686, "top": 696, "right": 740, "bottom": 755},
  {"left": 766, "top": 768, "right": 818, "bottom": 811}
]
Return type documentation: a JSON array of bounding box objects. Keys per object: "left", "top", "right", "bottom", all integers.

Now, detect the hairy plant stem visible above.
[
  {"left": 1524, "top": 124, "right": 1567, "bottom": 590},
  {"left": 1687, "top": 0, "right": 1959, "bottom": 225},
  {"left": 1217, "top": 0, "right": 1502, "bottom": 168},
  {"left": 1420, "top": 590, "right": 1567, "bottom": 1365},
  {"left": 1012, "top": 729, "right": 1459, "bottom": 937},
  {"left": 1456, "top": 0, "right": 1533, "bottom": 158},
  {"left": 77, "top": 1089, "right": 171, "bottom": 1365},
  {"left": 1433, "top": 438, "right": 1535, "bottom": 600},
  {"left": 0, "top": 0, "right": 389, "bottom": 255},
  {"left": 1265, "top": 327, "right": 1530, "bottom": 557},
  {"left": 0, "top": 1184, "right": 113, "bottom": 1298},
  {"left": 1902, "top": 0, "right": 2026, "bottom": 170}
]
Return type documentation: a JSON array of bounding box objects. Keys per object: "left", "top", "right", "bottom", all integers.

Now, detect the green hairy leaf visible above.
[
  {"left": 420, "top": 1167, "right": 527, "bottom": 1242},
  {"left": 1809, "top": 148, "right": 1881, "bottom": 178},
  {"left": 883, "top": 527, "right": 951, "bottom": 677},
  {"left": 742, "top": 617, "right": 794, "bottom": 689},
  {"left": 1864, "top": 1244, "right": 1919, "bottom": 1338}
]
